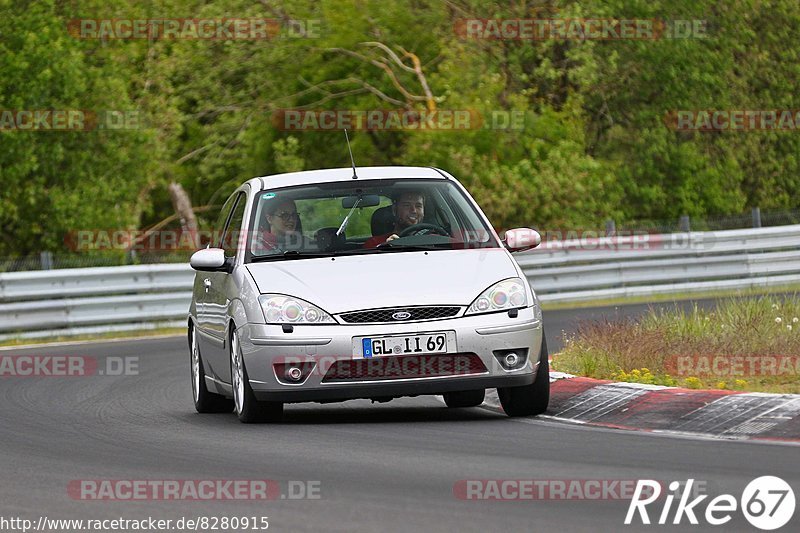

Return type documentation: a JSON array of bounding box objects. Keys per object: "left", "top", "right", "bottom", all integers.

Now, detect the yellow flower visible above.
[{"left": 684, "top": 377, "right": 702, "bottom": 389}]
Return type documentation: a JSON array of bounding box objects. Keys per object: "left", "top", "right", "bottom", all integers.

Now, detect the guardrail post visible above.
[
  {"left": 751, "top": 207, "right": 762, "bottom": 228},
  {"left": 679, "top": 215, "right": 690, "bottom": 232},
  {"left": 605, "top": 219, "right": 616, "bottom": 236},
  {"left": 40, "top": 251, "right": 53, "bottom": 270}
]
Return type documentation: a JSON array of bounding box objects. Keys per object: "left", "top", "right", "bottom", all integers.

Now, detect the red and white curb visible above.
[{"left": 483, "top": 372, "right": 800, "bottom": 443}]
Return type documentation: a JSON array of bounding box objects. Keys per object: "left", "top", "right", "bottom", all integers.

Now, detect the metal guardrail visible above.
[
  {"left": 1, "top": 225, "right": 799, "bottom": 339},
  {"left": 516, "top": 224, "right": 800, "bottom": 302},
  {"left": 0, "top": 264, "right": 191, "bottom": 302}
]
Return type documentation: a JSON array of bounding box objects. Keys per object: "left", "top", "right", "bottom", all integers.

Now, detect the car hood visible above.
[{"left": 245, "top": 249, "right": 518, "bottom": 314}]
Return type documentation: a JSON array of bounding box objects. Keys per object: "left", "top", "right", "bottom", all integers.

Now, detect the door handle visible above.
[{"left": 203, "top": 278, "right": 211, "bottom": 292}]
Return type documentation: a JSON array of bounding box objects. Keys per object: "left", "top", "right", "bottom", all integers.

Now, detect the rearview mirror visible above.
[
  {"left": 190, "top": 248, "right": 229, "bottom": 272},
  {"left": 503, "top": 228, "right": 541, "bottom": 252},
  {"left": 342, "top": 194, "right": 380, "bottom": 208}
]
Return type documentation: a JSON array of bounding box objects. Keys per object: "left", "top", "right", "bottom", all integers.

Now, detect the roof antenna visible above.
[{"left": 344, "top": 129, "right": 358, "bottom": 179}]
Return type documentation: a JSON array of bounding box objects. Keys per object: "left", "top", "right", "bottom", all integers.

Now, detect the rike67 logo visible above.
[{"left": 626, "top": 477, "right": 795, "bottom": 530}]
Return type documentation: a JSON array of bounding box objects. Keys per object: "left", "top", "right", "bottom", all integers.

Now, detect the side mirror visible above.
[
  {"left": 503, "top": 228, "right": 541, "bottom": 252},
  {"left": 190, "top": 248, "right": 230, "bottom": 272}
]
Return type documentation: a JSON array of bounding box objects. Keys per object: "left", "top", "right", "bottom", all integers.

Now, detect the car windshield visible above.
[{"left": 246, "top": 178, "right": 499, "bottom": 261}]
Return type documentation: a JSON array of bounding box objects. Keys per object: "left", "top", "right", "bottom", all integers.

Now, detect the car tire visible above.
[
  {"left": 443, "top": 389, "right": 485, "bottom": 408},
  {"left": 190, "top": 325, "right": 234, "bottom": 413},
  {"left": 230, "top": 328, "right": 283, "bottom": 424},
  {"left": 498, "top": 333, "right": 550, "bottom": 417}
]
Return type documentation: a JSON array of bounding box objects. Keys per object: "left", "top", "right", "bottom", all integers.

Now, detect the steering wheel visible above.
[{"left": 398, "top": 223, "right": 450, "bottom": 238}]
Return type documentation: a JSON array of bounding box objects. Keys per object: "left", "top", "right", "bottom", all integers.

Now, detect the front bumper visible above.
[{"left": 236, "top": 306, "right": 543, "bottom": 403}]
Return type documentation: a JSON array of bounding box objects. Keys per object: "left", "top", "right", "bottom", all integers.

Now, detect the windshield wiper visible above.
[
  {"left": 336, "top": 196, "right": 362, "bottom": 236},
  {"left": 373, "top": 243, "right": 445, "bottom": 252},
  {"left": 249, "top": 250, "right": 333, "bottom": 262}
]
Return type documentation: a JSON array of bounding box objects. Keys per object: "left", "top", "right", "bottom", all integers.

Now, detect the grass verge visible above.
[
  {"left": 552, "top": 294, "right": 800, "bottom": 394},
  {"left": 0, "top": 327, "right": 185, "bottom": 348}
]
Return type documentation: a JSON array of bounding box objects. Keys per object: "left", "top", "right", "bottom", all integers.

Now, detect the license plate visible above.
[{"left": 353, "top": 332, "right": 452, "bottom": 358}]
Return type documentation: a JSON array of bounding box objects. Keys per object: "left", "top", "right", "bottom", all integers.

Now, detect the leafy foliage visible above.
[{"left": 2, "top": 0, "right": 799, "bottom": 255}]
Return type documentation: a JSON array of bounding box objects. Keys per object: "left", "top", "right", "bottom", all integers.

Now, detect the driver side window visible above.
[
  {"left": 221, "top": 192, "right": 247, "bottom": 259},
  {"left": 213, "top": 193, "right": 238, "bottom": 249}
]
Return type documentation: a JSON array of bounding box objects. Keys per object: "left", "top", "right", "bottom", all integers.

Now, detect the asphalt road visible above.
[{"left": 1, "top": 301, "right": 798, "bottom": 532}]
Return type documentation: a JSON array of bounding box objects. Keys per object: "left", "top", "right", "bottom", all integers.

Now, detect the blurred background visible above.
[{"left": 2, "top": 0, "right": 800, "bottom": 269}]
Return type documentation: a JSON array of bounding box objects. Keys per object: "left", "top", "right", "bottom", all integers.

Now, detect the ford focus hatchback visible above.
[{"left": 188, "top": 166, "right": 548, "bottom": 423}]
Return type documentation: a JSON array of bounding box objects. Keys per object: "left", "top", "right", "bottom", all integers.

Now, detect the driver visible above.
[{"left": 363, "top": 191, "right": 425, "bottom": 248}]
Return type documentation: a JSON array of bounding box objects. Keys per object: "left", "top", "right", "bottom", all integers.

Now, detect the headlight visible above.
[
  {"left": 258, "top": 294, "right": 335, "bottom": 324},
  {"left": 466, "top": 278, "right": 529, "bottom": 315}
]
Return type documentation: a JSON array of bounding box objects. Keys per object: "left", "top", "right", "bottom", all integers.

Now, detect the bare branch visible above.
[
  {"left": 327, "top": 47, "right": 384, "bottom": 70},
  {"left": 292, "top": 87, "right": 371, "bottom": 109},
  {"left": 128, "top": 205, "right": 216, "bottom": 251},
  {"left": 327, "top": 47, "right": 428, "bottom": 104},
  {"left": 358, "top": 80, "right": 410, "bottom": 108},
  {"left": 176, "top": 143, "right": 216, "bottom": 165},
  {"left": 280, "top": 75, "right": 411, "bottom": 110},
  {"left": 397, "top": 46, "right": 437, "bottom": 112},
  {"left": 361, "top": 41, "right": 416, "bottom": 73},
  {"left": 168, "top": 182, "right": 199, "bottom": 248}
]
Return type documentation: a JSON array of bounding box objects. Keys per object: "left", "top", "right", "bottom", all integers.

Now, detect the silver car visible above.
[{"left": 188, "top": 166, "right": 547, "bottom": 423}]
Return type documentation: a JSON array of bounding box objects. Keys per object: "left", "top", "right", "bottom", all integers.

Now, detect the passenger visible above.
[{"left": 254, "top": 198, "right": 303, "bottom": 253}]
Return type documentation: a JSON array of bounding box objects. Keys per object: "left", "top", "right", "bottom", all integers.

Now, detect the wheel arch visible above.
[{"left": 225, "top": 298, "right": 249, "bottom": 345}]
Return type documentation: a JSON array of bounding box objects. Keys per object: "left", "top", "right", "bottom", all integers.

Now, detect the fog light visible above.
[
  {"left": 492, "top": 349, "right": 528, "bottom": 371},
  {"left": 286, "top": 366, "right": 303, "bottom": 382},
  {"left": 504, "top": 352, "right": 519, "bottom": 368}
]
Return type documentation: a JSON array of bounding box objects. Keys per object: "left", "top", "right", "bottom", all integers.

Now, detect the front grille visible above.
[
  {"left": 321, "top": 353, "right": 487, "bottom": 383},
  {"left": 339, "top": 306, "right": 461, "bottom": 324}
]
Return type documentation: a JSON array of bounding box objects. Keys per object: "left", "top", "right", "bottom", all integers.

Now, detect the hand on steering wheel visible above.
[{"left": 397, "top": 223, "right": 450, "bottom": 238}]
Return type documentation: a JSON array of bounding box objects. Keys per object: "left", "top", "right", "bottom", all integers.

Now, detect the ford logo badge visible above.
[{"left": 392, "top": 311, "right": 412, "bottom": 321}]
